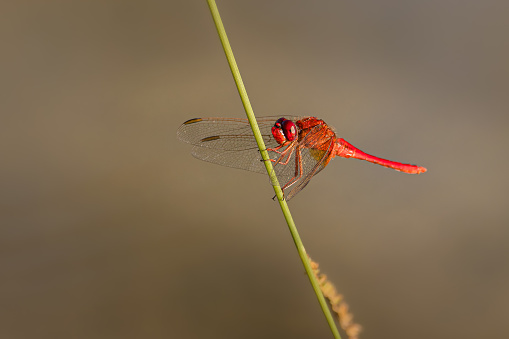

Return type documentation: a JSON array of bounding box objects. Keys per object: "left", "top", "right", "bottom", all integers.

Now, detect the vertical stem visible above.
[{"left": 206, "top": 1, "right": 341, "bottom": 338}]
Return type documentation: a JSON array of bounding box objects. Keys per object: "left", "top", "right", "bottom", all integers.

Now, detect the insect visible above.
[{"left": 177, "top": 116, "right": 426, "bottom": 200}]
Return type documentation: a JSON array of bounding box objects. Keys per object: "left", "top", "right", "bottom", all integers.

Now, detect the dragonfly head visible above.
[{"left": 272, "top": 118, "right": 298, "bottom": 144}]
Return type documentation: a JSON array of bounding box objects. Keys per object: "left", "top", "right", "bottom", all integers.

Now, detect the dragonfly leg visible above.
[
  {"left": 265, "top": 143, "right": 287, "bottom": 154},
  {"left": 273, "top": 144, "right": 296, "bottom": 165},
  {"left": 260, "top": 142, "right": 290, "bottom": 162},
  {"left": 265, "top": 141, "right": 296, "bottom": 165},
  {"left": 281, "top": 146, "right": 304, "bottom": 191}
]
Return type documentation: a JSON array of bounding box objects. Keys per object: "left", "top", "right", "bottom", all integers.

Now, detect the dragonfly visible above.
[{"left": 177, "top": 116, "right": 427, "bottom": 200}]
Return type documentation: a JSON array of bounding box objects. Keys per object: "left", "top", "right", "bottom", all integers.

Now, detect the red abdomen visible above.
[{"left": 334, "top": 138, "right": 427, "bottom": 174}]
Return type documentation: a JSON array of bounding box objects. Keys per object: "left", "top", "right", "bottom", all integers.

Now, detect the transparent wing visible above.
[
  {"left": 177, "top": 116, "right": 300, "bottom": 150},
  {"left": 189, "top": 146, "right": 268, "bottom": 174},
  {"left": 177, "top": 116, "right": 299, "bottom": 174}
]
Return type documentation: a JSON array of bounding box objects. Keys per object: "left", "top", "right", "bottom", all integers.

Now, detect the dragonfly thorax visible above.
[{"left": 272, "top": 118, "right": 298, "bottom": 144}]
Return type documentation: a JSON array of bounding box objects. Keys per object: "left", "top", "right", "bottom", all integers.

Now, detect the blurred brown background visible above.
[{"left": 1, "top": 1, "right": 508, "bottom": 338}]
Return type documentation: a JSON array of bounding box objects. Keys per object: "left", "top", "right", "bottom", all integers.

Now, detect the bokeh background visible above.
[{"left": 2, "top": 1, "right": 508, "bottom": 338}]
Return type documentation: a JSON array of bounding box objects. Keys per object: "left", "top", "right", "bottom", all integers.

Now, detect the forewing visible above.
[{"left": 177, "top": 116, "right": 300, "bottom": 174}]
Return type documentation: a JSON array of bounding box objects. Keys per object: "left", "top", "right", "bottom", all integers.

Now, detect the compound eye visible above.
[
  {"left": 274, "top": 118, "right": 286, "bottom": 129},
  {"left": 281, "top": 120, "right": 297, "bottom": 141}
]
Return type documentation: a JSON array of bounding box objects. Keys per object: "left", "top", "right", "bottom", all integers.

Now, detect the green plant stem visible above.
[{"left": 206, "top": 1, "right": 341, "bottom": 338}]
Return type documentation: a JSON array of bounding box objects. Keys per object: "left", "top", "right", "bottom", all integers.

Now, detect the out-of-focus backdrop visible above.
[{"left": 1, "top": 1, "right": 508, "bottom": 338}]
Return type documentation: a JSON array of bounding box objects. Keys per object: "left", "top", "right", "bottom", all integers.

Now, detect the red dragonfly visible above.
[{"left": 177, "top": 116, "right": 426, "bottom": 200}]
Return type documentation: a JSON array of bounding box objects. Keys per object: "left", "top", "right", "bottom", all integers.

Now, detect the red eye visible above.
[
  {"left": 272, "top": 118, "right": 297, "bottom": 144},
  {"left": 281, "top": 120, "right": 297, "bottom": 141},
  {"left": 274, "top": 118, "right": 285, "bottom": 128}
]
